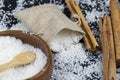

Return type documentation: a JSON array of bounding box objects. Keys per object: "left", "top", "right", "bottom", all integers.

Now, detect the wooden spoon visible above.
[{"left": 0, "top": 51, "right": 36, "bottom": 72}]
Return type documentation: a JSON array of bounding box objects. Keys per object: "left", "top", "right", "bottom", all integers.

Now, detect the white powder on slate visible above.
[
  {"left": 0, "top": 0, "right": 4, "bottom": 8},
  {"left": 10, "top": 23, "right": 29, "bottom": 32},
  {"left": 0, "top": 36, "right": 47, "bottom": 80},
  {"left": 0, "top": 26, "right": 7, "bottom": 31},
  {"left": 86, "top": 9, "right": 103, "bottom": 22},
  {"left": 12, "top": 0, "right": 25, "bottom": 14},
  {"left": 49, "top": 30, "right": 103, "bottom": 80}
]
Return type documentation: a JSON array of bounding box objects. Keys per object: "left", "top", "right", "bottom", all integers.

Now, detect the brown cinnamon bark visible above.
[
  {"left": 100, "top": 17, "right": 109, "bottom": 80},
  {"left": 65, "top": 0, "right": 99, "bottom": 51},
  {"left": 110, "top": 0, "right": 120, "bottom": 65},
  {"left": 71, "top": 0, "right": 99, "bottom": 51},
  {"left": 65, "top": 0, "right": 92, "bottom": 50},
  {"left": 100, "top": 16, "right": 117, "bottom": 80},
  {"left": 106, "top": 16, "right": 117, "bottom": 80}
]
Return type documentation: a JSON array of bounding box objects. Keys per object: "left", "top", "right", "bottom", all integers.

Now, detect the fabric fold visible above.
[{"left": 15, "top": 4, "right": 85, "bottom": 43}]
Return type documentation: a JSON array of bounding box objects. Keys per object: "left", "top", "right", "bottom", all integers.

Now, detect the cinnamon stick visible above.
[
  {"left": 106, "top": 16, "right": 117, "bottom": 80},
  {"left": 100, "top": 16, "right": 117, "bottom": 80},
  {"left": 83, "top": 36, "right": 91, "bottom": 50},
  {"left": 71, "top": 0, "right": 99, "bottom": 50},
  {"left": 65, "top": 0, "right": 75, "bottom": 14},
  {"left": 65, "top": 0, "right": 92, "bottom": 50},
  {"left": 119, "top": 9, "right": 120, "bottom": 20},
  {"left": 65, "top": 0, "right": 99, "bottom": 51},
  {"left": 110, "top": 0, "right": 120, "bottom": 65},
  {"left": 100, "top": 17, "right": 109, "bottom": 80},
  {"left": 65, "top": 0, "right": 93, "bottom": 51}
]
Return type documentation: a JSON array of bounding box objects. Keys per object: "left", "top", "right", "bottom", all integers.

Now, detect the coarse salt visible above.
[
  {"left": 49, "top": 30, "right": 103, "bottom": 80},
  {"left": 49, "top": 29, "right": 83, "bottom": 52},
  {"left": 0, "top": 36, "right": 47, "bottom": 80}
]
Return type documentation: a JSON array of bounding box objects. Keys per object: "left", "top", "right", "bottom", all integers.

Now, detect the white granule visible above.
[
  {"left": 0, "top": 26, "right": 7, "bottom": 31},
  {"left": 0, "top": 0, "right": 4, "bottom": 8},
  {"left": 10, "top": 23, "right": 29, "bottom": 32},
  {"left": 86, "top": 9, "right": 103, "bottom": 22},
  {"left": 12, "top": 0, "right": 25, "bottom": 14},
  {"left": 49, "top": 29, "right": 83, "bottom": 52},
  {"left": 57, "top": 4, "right": 65, "bottom": 11},
  {"left": 0, "top": 36, "right": 47, "bottom": 80}
]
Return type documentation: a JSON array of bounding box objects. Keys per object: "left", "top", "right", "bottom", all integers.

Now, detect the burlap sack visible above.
[{"left": 15, "top": 4, "right": 85, "bottom": 43}]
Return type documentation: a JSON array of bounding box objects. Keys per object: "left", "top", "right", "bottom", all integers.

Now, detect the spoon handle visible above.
[{"left": 0, "top": 61, "right": 16, "bottom": 72}]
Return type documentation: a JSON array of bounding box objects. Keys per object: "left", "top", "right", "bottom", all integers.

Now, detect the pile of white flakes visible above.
[{"left": 0, "top": 36, "right": 47, "bottom": 80}]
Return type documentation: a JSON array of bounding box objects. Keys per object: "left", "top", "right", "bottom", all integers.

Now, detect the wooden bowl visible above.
[{"left": 0, "top": 30, "right": 53, "bottom": 80}]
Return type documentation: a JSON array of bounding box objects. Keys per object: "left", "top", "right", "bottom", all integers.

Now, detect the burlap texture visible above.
[{"left": 15, "top": 4, "right": 85, "bottom": 43}]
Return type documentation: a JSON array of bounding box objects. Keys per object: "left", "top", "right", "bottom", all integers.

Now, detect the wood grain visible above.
[
  {"left": 100, "top": 16, "right": 117, "bottom": 80},
  {"left": 110, "top": 0, "right": 120, "bottom": 65}
]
